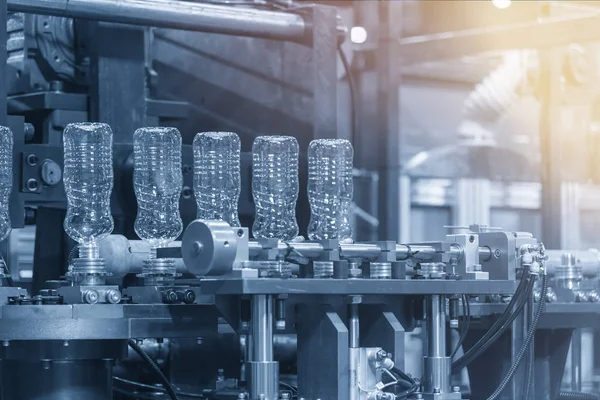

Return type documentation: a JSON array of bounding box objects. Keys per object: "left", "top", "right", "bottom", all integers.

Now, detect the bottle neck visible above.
[{"left": 78, "top": 242, "right": 100, "bottom": 259}]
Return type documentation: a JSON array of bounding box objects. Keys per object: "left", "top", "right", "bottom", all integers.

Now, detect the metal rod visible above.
[
  {"left": 348, "top": 300, "right": 360, "bottom": 400},
  {"left": 252, "top": 295, "right": 273, "bottom": 362},
  {"left": 349, "top": 303, "right": 359, "bottom": 348},
  {"left": 427, "top": 295, "right": 446, "bottom": 358},
  {"left": 7, "top": 0, "right": 309, "bottom": 42},
  {"left": 571, "top": 329, "right": 582, "bottom": 392}
]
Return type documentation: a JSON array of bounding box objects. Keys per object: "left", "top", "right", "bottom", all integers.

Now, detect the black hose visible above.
[
  {"left": 451, "top": 294, "right": 471, "bottom": 359},
  {"left": 557, "top": 392, "right": 600, "bottom": 400},
  {"left": 486, "top": 273, "right": 547, "bottom": 400},
  {"left": 452, "top": 274, "right": 534, "bottom": 372},
  {"left": 127, "top": 339, "right": 180, "bottom": 400}
]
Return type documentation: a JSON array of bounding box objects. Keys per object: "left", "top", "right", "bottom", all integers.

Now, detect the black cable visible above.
[
  {"left": 338, "top": 43, "right": 358, "bottom": 147},
  {"left": 451, "top": 294, "right": 471, "bottom": 359},
  {"left": 452, "top": 271, "right": 533, "bottom": 372},
  {"left": 127, "top": 339, "right": 180, "bottom": 400},
  {"left": 524, "top": 289, "right": 535, "bottom": 399},
  {"left": 557, "top": 392, "right": 600, "bottom": 400},
  {"left": 114, "top": 377, "right": 204, "bottom": 399},
  {"left": 486, "top": 273, "right": 547, "bottom": 400}
]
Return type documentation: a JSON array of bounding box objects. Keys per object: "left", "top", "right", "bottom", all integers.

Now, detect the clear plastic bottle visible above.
[
  {"left": 63, "top": 122, "right": 114, "bottom": 255},
  {"left": 0, "top": 127, "right": 12, "bottom": 243},
  {"left": 252, "top": 136, "right": 299, "bottom": 241},
  {"left": 193, "top": 132, "right": 241, "bottom": 227},
  {"left": 133, "top": 127, "right": 183, "bottom": 249},
  {"left": 307, "top": 139, "right": 354, "bottom": 241}
]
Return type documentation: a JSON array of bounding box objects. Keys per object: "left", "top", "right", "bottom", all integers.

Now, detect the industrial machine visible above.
[{"left": 1, "top": 1, "right": 600, "bottom": 400}]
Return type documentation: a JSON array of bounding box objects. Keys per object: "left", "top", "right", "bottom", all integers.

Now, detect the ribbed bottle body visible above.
[
  {"left": 307, "top": 139, "right": 353, "bottom": 241},
  {"left": 133, "top": 127, "right": 183, "bottom": 247},
  {"left": 193, "top": 132, "right": 241, "bottom": 226},
  {"left": 63, "top": 123, "right": 114, "bottom": 245},
  {"left": 252, "top": 136, "right": 299, "bottom": 241},
  {"left": 0, "top": 127, "right": 12, "bottom": 242}
]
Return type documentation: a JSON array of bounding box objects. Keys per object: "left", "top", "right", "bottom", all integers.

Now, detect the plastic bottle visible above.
[
  {"left": 0, "top": 127, "right": 12, "bottom": 242},
  {"left": 307, "top": 139, "right": 354, "bottom": 241},
  {"left": 193, "top": 132, "right": 241, "bottom": 226},
  {"left": 63, "top": 122, "right": 114, "bottom": 256},
  {"left": 252, "top": 136, "right": 299, "bottom": 241},
  {"left": 133, "top": 127, "right": 183, "bottom": 248}
]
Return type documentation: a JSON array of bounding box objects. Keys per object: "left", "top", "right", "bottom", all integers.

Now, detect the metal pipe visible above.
[
  {"left": 252, "top": 295, "right": 273, "bottom": 362},
  {"left": 427, "top": 295, "right": 446, "bottom": 358},
  {"left": 340, "top": 243, "right": 381, "bottom": 261},
  {"left": 423, "top": 294, "right": 451, "bottom": 395},
  {"left": 7, "top": 0, "right": 309, "bottom": 42}
]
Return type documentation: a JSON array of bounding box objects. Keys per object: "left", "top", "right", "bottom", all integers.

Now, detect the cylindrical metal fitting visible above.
[
  {"left": 370, "top": 262, "right": 392, "bottom": 279},
  {"left": 247, "top": 361, "right": 278, "bottom": 400},
  {"left": 313, "top": 261, "right": 334, "bottom": 279}
]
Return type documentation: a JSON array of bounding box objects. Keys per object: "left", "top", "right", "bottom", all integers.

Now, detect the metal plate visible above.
[{"left": 197, "top": 278, "right": 518, "bottom": 295}]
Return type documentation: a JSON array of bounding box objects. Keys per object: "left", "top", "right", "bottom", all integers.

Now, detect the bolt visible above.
[
  {"left": 2, "top": 341, "right": 9, "bottom": 347},
  {"left": 433, "top": 388, "right": 441, "bottom": 394},
  {"left": 275, "top": 320, "right": 286, "bottom": 331},
  {"left": 217, "top": 368, "right": 224, "bottom": 381},
  {"left": 41, "top": 359, "right": 51, "bottom": 370},
  {"left": 26, "top": 178, "right": 39, "bottom": 192},
  {"left": 452, "top": 386, "right": 461, "bottom": 393},
  {"left": 63, "top": 340, "right": 69, "bottom": 347},
  {"left": 237, "top": 394, "right": 246, "bottom": 400},
  {"left": 259, "top": 395, "right": 266, "bottom": 400},
  {"left": 450, "top": 319, "right": 459, "bottom": 329},
  {"left": 162, "top": 289, "right": 178, "bottom": 304},
  {"left": 183, "top": 290, "right": 196, "bottom": 304},
  {"left": 415, "top": 395, "right": 423, "bottom": 399},
  {"left": 106, "top": 289, "right": 122, "bottom": 304},
  {"left": 196, "top": 337, "right": 203, "bottom": 345},
  {"left": 349, "top": 295, "right": 363, "bottom": 304},
  {"left": 84, "top": 290, "right": 99, "bottom": 304},
  {"left": 193, "top": 241, "right": 204, "bottom": 255},
  {"left": 27, "top": 154, "right": 38, "bottom": 166},
  {"left": 280, "top": 393, "right": 291, "bottom": 399}
]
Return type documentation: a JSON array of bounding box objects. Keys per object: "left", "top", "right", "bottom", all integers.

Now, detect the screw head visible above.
[
  {"left": 106, "top": 290, "right": 122, "bottom": 304},
  {"left": 452, "top": 385, "right": 461, "bottom": 393},
  {"left": 84, "top": 290, "right": 99, "bottom": 304},
  {"left": 63, "top": 341, "right": 69, "bottom": 347},
  {"left": 494, "top": 249, "right": 502, "bottom": 258},
  {"left": 349, "top": 295, "right": 363, "bottom": 304}
]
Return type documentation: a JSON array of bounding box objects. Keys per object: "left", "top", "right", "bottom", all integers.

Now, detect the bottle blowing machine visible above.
[{"left": 0, "top": 1, "right": 598, "bottom": 400}]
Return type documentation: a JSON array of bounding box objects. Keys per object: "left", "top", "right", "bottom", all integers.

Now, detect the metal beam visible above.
[
  {"left": 397, "top": 13, "right": 600, "bottom": 66},
  {"left": 7, "top": 0, "right": 344, "bottom": 43},
  {"left": 0, "top": 0, "right": 7, "bottom": 125}
]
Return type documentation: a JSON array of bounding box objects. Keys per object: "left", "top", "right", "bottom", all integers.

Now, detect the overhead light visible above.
[
  {"left": 350, "top": 26, "right": 368, "bottom": 44},
  {"left": 492, "top": 0, "right": 512, "bottom": 9}
]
